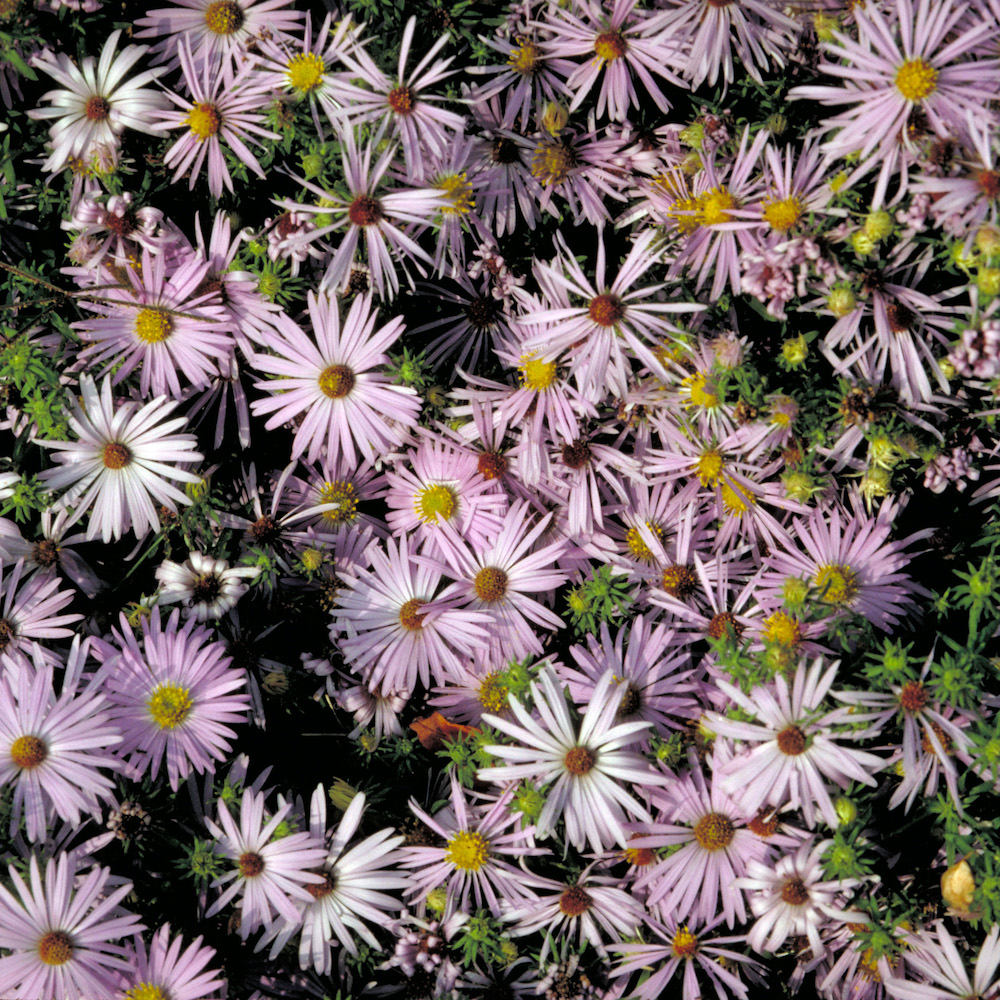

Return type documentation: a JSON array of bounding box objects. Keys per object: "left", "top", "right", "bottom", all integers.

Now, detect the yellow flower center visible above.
[
  {"left": 124, "top": 986, "right": 169, "bottom": 1000},
  {"left": 37, "top": 930, "right": 74, "bottom": 966},
  {"left": 625, "top": 521, "right": 662, "bottom": 562},
  {"left": 593, "top": 30, "right": 627, "bottom": 62},
  {"left": 474, "top": 567, "right": 508, "bottom": 602},
  {"left": 763, "top": 611, "right": 803, "bottom": 648},
  {"left": 563, "top": 745, "right": 596, "bottom": 775},
  {"left": 720, "top": 478, "right": 754, "bottom": 515},
  {"left": 204, "top": 0, "right": 245, "bottom": 35},
  {"left": 10, "top": 734, "right": 47, "bottom": 769},
  {"left": 519, "top": 355, "right": 558, "bottom": 391},
  {"left": 697, "top": 186, "right": 737, "bottom": 226},
  {"left": 895, "top": 58, "right": 937, "bottom": 101},
  {"left": 682, "top": 372, "right": 719, "bottom": 409},
  {"left": 814, "top": 563, "right": 859, "bottom": 605},
  {"left": 415, "top": 483, "right": 457, "bottom": 523},
  {"left": 695, "top": 449, "right": 724, "bottom": 486},
  {"left": 671, "top": 926, "right": 699, "bottom": 958},
  {"left": 147, "top": 683, "right": 193, "bottom": 729},
  {"left": 318, "top": 480, "right": 358, "bottom": 524},
  {"left": 318, "top": 364, "right": 355, "bottom": 399},
  {"left": 445, "top": 831, "right": 490, "bottom": 871},
  {"left": 693, "top": 812, "right": 734, "bottom": 851},
  {"left": 508, "top": 41, "right": 540, "bottom": 76},
  {"left": 186, "top": 102, "right": 221, "bottom": 140},
  {"left": 531, "top": 141, "right": 576, "bottom": 186},
  {"left": 286, "top": 52, "right": 325, "bottom": 93},
  {"left": 479, "top": 672, "right": 509, "bottom": 714},
  {"left": 134, "top": 308, "right": 173, "bottom": 344},
  {"left": 667, "top": 194, "right": 702, "bottom": 235},
  {"left": 438, "top": 172, "right": 474, "bottom": 216},
  {"left": 763, "top": 196, "right": 803, "bottom": 232},
  {"left": 102, "top": 442, "right": 132, "bottom": 469},
  {"left": 398, "top": 598, "right": 426, "bottom": 631}
]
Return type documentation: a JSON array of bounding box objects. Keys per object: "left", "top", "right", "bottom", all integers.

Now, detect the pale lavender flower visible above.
[
  {"left": 884, "top": 922, "right": 1000, "bottom": 1000},
  {"left": 116, "top": 925, "right": 224, "bottom": 1000},
  {"left": 0, "top": 558, "right": 80, "bottom": 662},
  {"left": 155, "top": 552, "right": 260, "bottom": 621}
]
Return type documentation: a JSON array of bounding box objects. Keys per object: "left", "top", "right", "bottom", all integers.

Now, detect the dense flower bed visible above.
[{"left": 1, "top": 0, "right": 1000, "bottom": 998}]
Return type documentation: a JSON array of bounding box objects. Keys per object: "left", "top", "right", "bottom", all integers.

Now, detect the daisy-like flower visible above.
[
  {"left": 884, "top": 921, "right": 1000, "bottom": 1000},
  {"left": 155, "top": 551, "right": 260, "bottom": 621},
  {"left": 275, "top": 129, "right": 446, "bottom": 298},
  {"left": 0, "top": 639, "right": 120, "bottom": 842},
  {"left": 251, "top": 291, "right": 421, "bottom": 466},
  {"left": 0, "top": 558, "right": 80, "bottom": 663},
  {"left": 205, "top": 788, "right": 327, "bottom": 939},
  {"left": 706, "top": 658, "right": 886, "bottom": 829},
  {"left": 789, "top": 0, "right": 1000, "bottom": 194},
  {"left": 64, "top": 191, "right": 170, "bottom": 270},
  {"left": 73, "top": 248, "right": 233, "bottom": 398},
  {"left": 420, "top": 501, "right": 569, "bottom": 665},
  {"left": 735, "top": 836, "right": 865, "bottom": 959},
  {"left": 39, "top": 376, "right": 203, "bottom": 543},
  {"left": 609, "top": 916, "right": 765, "bottom": 1000},
  {"left": 116, "top": 925, "right": 224, "bottom": 1000},
  {"left": 28, "top": 29, "right": 167, "bottom": 173},
  {"left": 755, "top": 496, "right": 931, "bottom": 631},
  {"left": 0, "top": 853, "right": 144, "bottom": 1000},
  {"left": 541, "top": 0, "right": 686, "bottom": 122},
  {"left": 135, "top": 0, "right": 303, "bottom": 76},
  {"left": 401, "top": 775, "right": 544, "bottom": 918},
  {"left": 332, "top": 15, "right": 465, "bottom": 175},
  {"left": 257, "top": 786, "right": 406, "bottom": 972},
  {"left": 155, "top": 40, "right": 279, "bottom": 198},
  {"left": 503, "top": 863, "right": 644, "bottom": 961},
  {"left": 100, "top": 608, "right": 250, "bottom": 791},
  {"left": 479, "top": 665, "right": 665, "bottom": 852}
]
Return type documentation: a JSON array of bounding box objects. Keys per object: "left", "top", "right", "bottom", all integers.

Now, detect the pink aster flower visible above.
[
  {"left": 735, "top": 836, "right": 865, "bottom": 960},
  {"left": 205, "top": 788, "right": 327, "bottom": 939},
  {"left": 250, "top": 291, "right": 421, "bottom": 466},
  {"left": 256, "top": 786, "right": 406, "bottom": 972},
  {"left": 330, "top": 535, "right": 492, "bottom": 693},
  {"left": 707, "top": 658, "right": 886, "bottom": 829},
  {"left": 541, "top": 0, "right": 686, "bottom": 122},
  {"left": 28, "top": 29, "right": 167, "bottom": 173},
  {"left": 789, "top": 0, "right": 1000, "bottom": 200},
  {"left": 72, "top": 248, "right": 233, "bottom": 398},
  {"left": 155, "top": 40, "right": 279, "bottom": 198},
  {"left": 420, "top": 501, "right": 569, "bottom": 665},
  {"left": 884, "top": 921, "right": 1000, "bottom": 1000},
  {"left": 609, "top": 916, "right": 765, "bottom": 1000},
  {"left": 99, "top": 608, "right": 250, "bottom": 792},
  {"left": 39, "top": 375, "right": 203, "bottom": 543},
  {"left": 116, "top": 925, "right": 224, "bottom": 1000},
  {"left": 0, "top": 638, "right": 120, "bottom": 842},
  {"left": 401, "top": 775, "right": 544, "bottom": 919},
  {"left": 0, "top": 852, "right": 144, "bottom": 1000},
  {"left": 135, "top": 0, "right": 303, "bottom": 77},
  {"left": 64, "top": 191, "right": 171, "bottom": 269},
  {"left": 0, "top": 558, "right": 80, "bottom": 663},
  {"left": 479, "top": 665, "right": 665, "bottom": 852},
  {"left": 332, "top": 15, "right": 465, "bottom": 175},
  {"left": 274, "top": 129, "right": 446, "bottom": 298}
]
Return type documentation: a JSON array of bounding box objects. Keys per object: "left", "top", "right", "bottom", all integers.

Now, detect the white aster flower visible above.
[{"left": 155, "top": 552, "right": 260, "bottom": 621}]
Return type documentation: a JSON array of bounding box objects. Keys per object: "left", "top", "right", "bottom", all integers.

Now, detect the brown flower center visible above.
[
  {"left": 661, "top": 563, "right": 698, "bottom": 599},
  {"left": 347, "top": 195, "right": 384, "bottom": 227},
  {"left": 976, "top": 168, "right": 1000, "bottom": 200},
  {"left": 776, "top": 725, "right": 807, "bottom": 756},
  {"left": 102, "top": 442, "right": 131, "bottom": 469},
  {"left": 559, "top": 885, "right": 593, "bottom": 916},
  {"left": 563, "top": 745, "right": 596, "bottom": 775},
  {"left": 693, "top": 812, "right": 735, "bottom": 851},
  {"left": 387, "top": 85, "right": 414, "bottom": 115},
  {"left": 474, "top": 567, "right": 508, "bottom": 603},
  {"left": 899, "top": 681, "right": 928, "bottom": 713},
  {"left": 587, "top": 293, "right": 625, "bottom": 327},
  {"left": 707, "top": 611, "right": 743, "bottom": 640},
  {"left": 561, "top": 439, "right": 592, "bottom": 469},
  {"left": 32, "top": 539, "right": 60, "bottom": 567},
  {"left": 477, "top": 451, "right": 507, "bottom": 480},
  {"left": 398, "top": 598, "right": 426, "bottom": 631},
  {"left": 593, "top": 30, "right": 627, "bottom": 62},
  {"left": 84, "top": 96, "right": 110, "bottom": 121},
  {"left": 463, "top": 295, "right": 501, "bottom": 331},
  {"left": 781, "top": 877, "right": 810, "bottom": 905},
  {"left": 249, "top": 514, "right": 280, "bottom": 544},
  {"left": 37, "top": 930, "right": 74, "bottom": 966},
  {"left": 306, "top": 870, "right": 336, "bottom": 899},
  {"left": 239, "top": 851, "right": 265, "bottom": 878},
  {"left": 191, "top": 573, "right": 223, "bottom": 604},
  {"left": 318, "top": 364, "right": 356, "bottom": 399},
  {"left": 747, "top": 806, "right": 780, "bottom": 838}
]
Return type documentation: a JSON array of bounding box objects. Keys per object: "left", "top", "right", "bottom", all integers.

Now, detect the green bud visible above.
[
  {"left": 301, "top": 152, "right": 324, "bottom": 179},
  {"left": 781, "top": 334, "right": 809, "bottom": 367},
  {"left": 863, "top": 209, "right": 893, "bottom": 241},
  {"left": 834, "top": 797, "right": 858, "bottom": 826}
]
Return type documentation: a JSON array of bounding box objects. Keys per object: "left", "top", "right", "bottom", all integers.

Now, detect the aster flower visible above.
[
  {"left": 707, "top": 659, "right": 886, "bottom": 829},
  {"left": 155, "top": 40, "right": 279, "bottom": 198},
  {"left": 28, "top": 29, "right": 167, "bottom": 173},
  {"left": 402, "top": 776, "right": 544, "bottom": 918},
  {"left": 0, "top": 852, "right": 144, "bottom": 1000},
  {"left": 64, "top": 191, "right": 170, "bottom": 269},
  {"left": 250, "top": 291, "right": 421, "bottom": 465},
  {"left": 609, "top": 916, "right": 765, "bottom": 1000},
  {"left": 155, "top": 551, "right": 260, "bottom": 621},
  {"left": 205, "top": 788, "right": 327, "bottom": 939},
  {"left": 135, "top": 0, "right": 303, "bottom": 76},
  {"left": 73, "top": 247, "right": 233, "bottom": 398},
  {"left": 789, "top": 0, "right": 1000, "bottom": 199},
  {"left": 0, "top": 558, "right": 80, "bottom": 663},
  {"left": 332, "top": 15, "right": 465, "bottom": 175},
  {"left": 116, "top": 925, "right": 224, "bottom": 1000},
  {"left": 330, "top": 535, "right": 492, "bottom": 692},
  {"left": 0, "top": 639, "right": 120, "bottom": 842},
  {"left": 100, "top": 608, "right": 250, "bottom": 791},
  {"left": 735, "top": 836, "right": 866, "bottom": 959},
  {"left": 257, "top": 786, "right": 406, "bottom": 972},
  {"left": 479, "top": 665, "right": 665, "bottom": 852},
  {"left": 39, "top": 376, "right": 203, "bottom": 543},
  {"left": 884, "top": 922, "right": 1000, "bottom": 1000}
]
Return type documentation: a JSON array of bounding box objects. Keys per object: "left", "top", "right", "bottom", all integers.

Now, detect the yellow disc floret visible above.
[
  {"left": 445, "top": 830, "right": 490, "bottom": 871},
  {"left": 697, "top": 186, "right": 737, "bottom": 226},
  {"left": 814, "top": 563, "right": 859, "bottom": 605},
  {"left": 519, "top": 355, "right": 558, "bottom": 391},
  {"left": 134, "top": 308, "right": 173, "bottom": 344},
  {"left": 286, "top": 52, "right": 325, "bottom": 93},
  {"left": 415, "top": 484, "right": 458, "bottom": 523},
  {"left": 763, "top": 196, "right": 803, "bottom": 232},
  {"left": 186, "top": 102, "right": 222, "bottom": 139},
  {"left": 147, "top": 682, "right": 194, "bottom": 729},
  {"left": 895, "top": 58, "right": 938, "bottom": 101}
]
